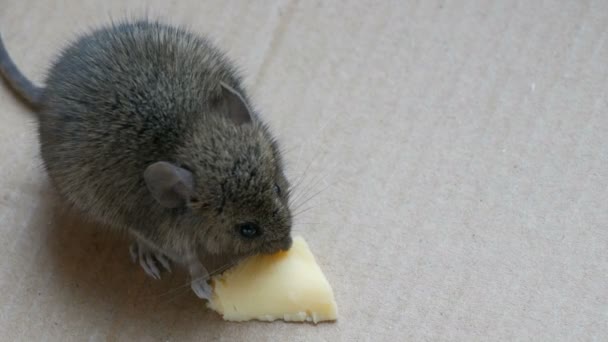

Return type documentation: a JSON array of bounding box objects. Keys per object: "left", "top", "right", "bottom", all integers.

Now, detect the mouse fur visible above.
[{"left": 0, "top": 20, "right": 293, "bottom": 298}]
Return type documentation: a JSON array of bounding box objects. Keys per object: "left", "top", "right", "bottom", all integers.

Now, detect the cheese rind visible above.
[{"left": 207, "top": 236, "right": 338, "bottom": 323}]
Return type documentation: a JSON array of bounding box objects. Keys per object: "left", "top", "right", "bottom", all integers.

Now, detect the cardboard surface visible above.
[{"left": 1, "top": 0, "right": 606, "bottom": 340}]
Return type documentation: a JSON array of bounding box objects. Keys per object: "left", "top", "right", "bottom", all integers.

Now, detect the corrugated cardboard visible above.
[{"left": 0, "top": 0, "right": 606, "bottom": 340}]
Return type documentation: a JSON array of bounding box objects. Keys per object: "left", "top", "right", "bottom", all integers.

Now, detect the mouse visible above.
[{"left": 0, "top": 19, "right": 293, "bottom": 300}]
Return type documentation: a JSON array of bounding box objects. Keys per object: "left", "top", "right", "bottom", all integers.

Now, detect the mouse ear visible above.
[
  {"left": 220, "top": 81, "right": 252, "bottom": 125},
  {"left": 144, "top": 161, "right": 195, "bottom": 208}
]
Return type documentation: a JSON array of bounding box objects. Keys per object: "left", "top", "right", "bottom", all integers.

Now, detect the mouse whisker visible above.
[
  {"left": 287, "top": 139, "right": 335, "bottom": 203},
  {"left": 290, "top": 181, "right": 335, "bottom": 213},
  {"left": 288, "top": 159, "right": 318, "bottom": 203},
  {"left": 291, "top": 206, "right": 321, "bottom": 220},
  {"left": 278, "top": 144, "right": 299, "bottom": 157},
  {"left": 290, "top": 162, "right": 325, "bottom": 196},
  {"left": 288, "top": 157, "right": 341, "bottom": 209}
]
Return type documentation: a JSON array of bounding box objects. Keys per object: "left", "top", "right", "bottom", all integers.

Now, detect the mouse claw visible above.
[
  {"left": 191, "top": 278, "right": 213, "bottom": 300},
  {"left": 187, "top": 254, "right": 212, "bottom": 300},
  {"left": 130, "top": 241, "right": 172, "bottom": 279},
  {"left": 142, "top": 253, "right": 161, "bottom": 279},
  {"left": 156, "top": 254, "right": 172, "bottom": 273},
  {"left": 129, "top": 244, "right": 138, "bottom": 263}
]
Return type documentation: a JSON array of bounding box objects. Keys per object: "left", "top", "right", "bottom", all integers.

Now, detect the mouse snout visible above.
[
  {"left": 279, "top": 236, "right": 293, "bottom": 251},
  {"left": 263, "top": 236, "right": 293, "bottom": 254}
]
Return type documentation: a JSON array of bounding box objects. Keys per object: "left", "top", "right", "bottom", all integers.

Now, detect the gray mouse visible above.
[{"left": 0, "top": 20, "right": 293, "bottom": 299}]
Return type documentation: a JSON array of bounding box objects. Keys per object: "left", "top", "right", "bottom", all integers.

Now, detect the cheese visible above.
[{"left": 207, "top": 236, "right": 338, "bottom": 324}]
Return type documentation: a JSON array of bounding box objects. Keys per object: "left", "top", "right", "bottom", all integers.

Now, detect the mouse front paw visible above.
[
  {"left": 191, "top": 278, "right": 213, "bottom": 300},
  {"left": 129, "top": 241, "right": 172, "bottom": 280}
]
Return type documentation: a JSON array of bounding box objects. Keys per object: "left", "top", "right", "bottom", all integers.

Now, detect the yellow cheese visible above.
[{"left": 207, "top": 236, "right": 338, "bottom": 323}]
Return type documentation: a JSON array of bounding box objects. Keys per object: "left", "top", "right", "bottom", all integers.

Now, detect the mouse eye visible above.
[
  {"left": 237, "top": 222, "right": 260, "bottom": 239},
  {"left": 274, "top": 183, "right": 282, "bottom": 196}
]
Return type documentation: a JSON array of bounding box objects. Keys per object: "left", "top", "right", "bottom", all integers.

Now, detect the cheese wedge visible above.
[{"left": 207, "top": 236, "right": 337, "bottom": 323}]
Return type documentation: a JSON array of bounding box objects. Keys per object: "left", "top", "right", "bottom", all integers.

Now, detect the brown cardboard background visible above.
[{"left": 0, "top": 1, "right": 606, "bottom": 340}]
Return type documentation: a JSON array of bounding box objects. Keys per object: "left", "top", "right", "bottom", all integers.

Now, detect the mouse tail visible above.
[{"left": 0, "top": 35, "right": 43, "bottom": 109}]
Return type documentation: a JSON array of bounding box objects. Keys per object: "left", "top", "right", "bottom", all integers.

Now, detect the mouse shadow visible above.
[{"left": 38, "top": 183, "right": 232, "bottom": 337}]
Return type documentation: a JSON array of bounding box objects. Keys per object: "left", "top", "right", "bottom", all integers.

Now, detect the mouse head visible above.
[{"left": 144, "top": 82, "right": 292, "bottom": 258}]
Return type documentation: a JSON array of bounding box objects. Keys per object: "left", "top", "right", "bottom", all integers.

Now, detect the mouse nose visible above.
[
  {"left": 263, "top": 237, "right": 293, "bottom": 254},
  {"left": 281, "top": 237, "right": 293, "bottom": 251}
]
